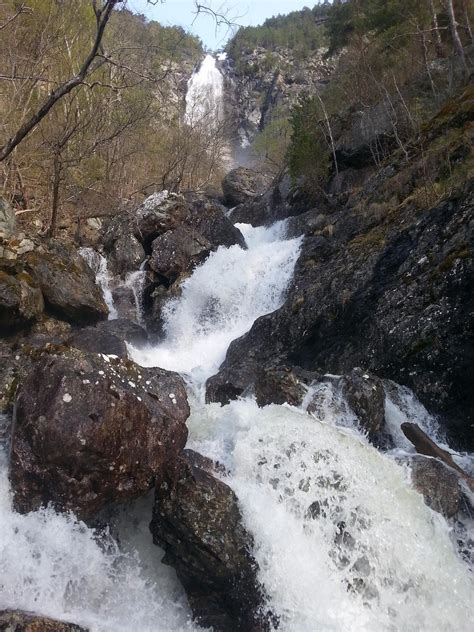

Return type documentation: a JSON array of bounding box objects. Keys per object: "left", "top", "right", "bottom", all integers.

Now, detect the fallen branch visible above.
[{"left": 401, "top": 422, "right": 474, "bottom": 492}]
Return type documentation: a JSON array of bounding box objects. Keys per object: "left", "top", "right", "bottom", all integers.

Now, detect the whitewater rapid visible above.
[{"left": 1, "top": 222, "right": 473, "bottom": 631}]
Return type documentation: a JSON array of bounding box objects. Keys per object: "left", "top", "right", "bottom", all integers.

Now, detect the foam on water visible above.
[
  {"left": 130, "top": 221, "right": 302, "bottom": 384},
  {"left": 0, "top": 444, "right": 201, "bottom": 631},
  {"left": 186, "top": 399, "right": 474, "bottom": 632}
]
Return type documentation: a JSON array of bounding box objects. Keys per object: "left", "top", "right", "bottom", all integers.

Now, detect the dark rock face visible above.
[
  {"left": 108, "top": 234, "right": 145, "bottom": 277},
  {"left": 150, "top": 450, "right": 270, "bottom": 632},
  {"left": 222, "top": 167, "right": 270, "bottom": 207},
  {"left": 341, "top": 368, "right": 385, "bottom": 438},
  {"left": 149, "top": 227, "right": 211, "bottom": 285},
  {"left": 0, "top": 270, "right": 44, "bottom": 330},
  {"left": 10, "top": 348, "right": 189, "bottom": 519},
  {"left": 102, "top": 194, "right": 189, "bottom": 254},
  {"left": 68, "top": 319, "right": 148, "bottom": 358},
  {"left": 208, "top": 184, "right": 474, "bottom": 450},
  {"left": 0, "top": 610, "right": 87, "bottom": 632},
  {"left": 410, "top": 456, "right": 462, "bottom": 518},
  {"left": 23, "top": 241, "right": 108, "bottom": 325},
  {"left": 184, "top": 194, "right": 246, "bottom": 249},
  {"left": 254, "top": 364, "right": 319, "bottom": 408}
]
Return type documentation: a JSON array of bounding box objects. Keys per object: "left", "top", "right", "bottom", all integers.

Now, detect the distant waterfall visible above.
[{"left": 185, "top": 54, "right": 224, "bottom": 127}]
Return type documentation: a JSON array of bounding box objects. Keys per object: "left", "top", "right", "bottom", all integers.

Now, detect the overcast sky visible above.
[{"left": 127, "top": 1, "right": 318, "bottom": 50}]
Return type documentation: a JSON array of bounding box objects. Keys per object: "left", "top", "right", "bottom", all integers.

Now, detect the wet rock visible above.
[
  {"left": 410, "top": 456, "right": 462, "bottom": 518},
  {"left": 340, "top": 368, "right": 385, "bottom": 438},
  {"left": 222, "top": 167, "right": 270, "bottom": 207},
  {"left": 185, "top": 194, "right": 246, "bottom": 249},
  {"left": 10, "top": 348, "right": 189, "bottom": 519},
  {"left": 254, "top": 364, "right": 319, "bottom": 407},
  {"left": 149, "top": 227, "right": 211, "bottom": 285},
  {"left": 206, "top": 360, "right": 257, "bottom": 405},
  {"left": 0, "top": 270, "right": 44, "bottom": 330},
  {"left": 211, "top": 182, "right": 474, "bottom": 450},
  {"left": 108, "top": 234, "right": 145, "bottom": 277},
  {"left": 0, "top": 197, "right": 16, "bottom": 237},
  {"left": 23, "top": 240, "right": 108, "bottom": 325},
  {"left": 69, "top": 319, "right": 148, "bottom": 358},
  {"left": 150, "top": 450, "right": 271, "bottom": 632},
  {"left": 0, "top": 610, "right": 87, "bottom": 632},
  {"left": 111, "top": 286, "right": 138, "bottom": 321}
]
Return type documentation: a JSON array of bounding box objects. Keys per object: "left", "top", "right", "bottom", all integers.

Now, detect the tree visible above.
[{"left": 0, "top": 0, "right": 124, "bottom": 162}]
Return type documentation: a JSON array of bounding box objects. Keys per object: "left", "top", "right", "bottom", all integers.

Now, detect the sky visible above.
[{"left": 127, "top": 0, "right": 318, "bottom": 50}]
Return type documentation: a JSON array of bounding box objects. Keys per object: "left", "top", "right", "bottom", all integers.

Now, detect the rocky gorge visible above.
[{"left": 0, "top": 6, "right": 473, "bottom": 632}]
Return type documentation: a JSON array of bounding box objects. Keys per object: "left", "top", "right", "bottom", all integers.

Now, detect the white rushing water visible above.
[
  {"left": 1, "top": 221, "right": 473, "bottom": 631},
  {"left": 185, "top": 54, "right": 224, "bottom": 127},
  {"left": 131, "top": 222, "right": 302, "bottom": 385},
  {"left": 79, "top": 248, "right": 118, "bottom": 320}
]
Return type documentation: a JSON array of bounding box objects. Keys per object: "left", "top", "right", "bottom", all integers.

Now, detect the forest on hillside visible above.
[{"left": 0, "top": 1, "right": 214, "bottom": 237}]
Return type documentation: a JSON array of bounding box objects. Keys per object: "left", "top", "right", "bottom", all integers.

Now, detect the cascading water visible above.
[
  {"left": 185, "top": 54, "right": 224, "bottom": 127},
  {"left": 1, "top": 221, "right": 473, "bottom": 631},
  {"left": 79, "top": 247, "right": 118, "bottom": 320},
  {"left": 131, "top": 221, "right": 302, "bottom": 384}
]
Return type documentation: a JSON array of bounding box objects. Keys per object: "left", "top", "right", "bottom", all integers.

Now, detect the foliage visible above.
[
  {"left": 226, "top": 3, "right": 330, "bottom": 67},
  {"left": 0, "top": 1, "right": 207, "bottom": 235}
]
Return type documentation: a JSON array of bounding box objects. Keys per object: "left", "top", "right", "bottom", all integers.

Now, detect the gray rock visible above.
[
  {"left": 0, "top": 197, "right": 16, "bottom": 237},
  {"left": 10, "top": 347, "right": 189, "bottom": 519},
  {"left": 150, "top": 450, "right": 271, "bottom": 632},
  {"left": 222, "top": 167, "right": 270, "bottom": 207},
  {"left": 149, "top": 226, "right": 211, "bottom": 284},
  {"left": 0, "top": 270, "right": 44, "bottom": 329},
  {"left": 108, "top": 234, "right": 145, "bottom": 277},
  {"left": 0, "top": 610, "right": 87, "bottom": 631},
  {"left": 341, "top": 368, "right": 385, "bottom": 438},
  {"left": 23, "top": 240, "right": 108, "bottom": 325},
  {"left": 410, "top": 456, "right": 462, "bottom": 518}
]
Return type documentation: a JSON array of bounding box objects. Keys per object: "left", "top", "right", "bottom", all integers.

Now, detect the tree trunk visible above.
[
  {"left": 446, "top": 0, "right": 469, "bottom": 81},
  {"left": 461, "top": 0, "right": 474, "bottom": 44},
  {"left": 428, "top": 0, "right": 444, "bottom": 55},
  {"left": 48, "top": 154, "right": 62, "bottom": 237}
]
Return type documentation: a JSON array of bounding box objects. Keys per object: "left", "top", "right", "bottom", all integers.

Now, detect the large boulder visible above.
[
  {"left": 184, "top": 194, "right": 246, "bottom": 249},
  {"left": 68, "top": 318, "right": 148, "bottom": 358},
  {"left": 340, "top": 368, "right": 386, "bottom": 439},
  {"left": 108, "top": 234, "right": 145, "bottom": 277},
  {"left": 254, "top": 364, "right": 319, "bottom": 408},
  {"left": 10, "top": 348, "right": 189, "bottom": 519},
  {"left": 103, "top": 193, "right": 189, "bottom": 254},
  {"left": 150, "top": 450, "right": 271, "bottom": 632},
  {"left": 149, "top": 227, "right": 211, "bottom": 285},
  {"left": 0, "top": 610, "right": 87, "bottom": 632},
  {"left": 0, "top": 197, "right": 16, "bottom": 237},
  {"left": 23, "top": 241, "right": 108, "bottom": 325},
  {"left": 0, "top": 270, "right": 44, "bottom": 330},
  {"left": 410, "top": 456, "right": 463, "bottom": 518},
  {"left": 222, "top": 167, "right": 270, "bottom": 207}
]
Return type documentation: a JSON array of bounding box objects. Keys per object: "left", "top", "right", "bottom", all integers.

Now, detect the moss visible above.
[
  {"left": 348, "top": 225, "right": 387, "bottom": 252},
  {"left": 438, "top": 245, "right": 471, "bottom": 273}
]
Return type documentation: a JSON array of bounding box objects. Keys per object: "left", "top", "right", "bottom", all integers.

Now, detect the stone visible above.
[
  {"left": 149, "top": 227, "right": 211, "bottom": 284},
  {"left": 150, "top": 450, "right": 271, "bottom": 632},
  {"left": 10, "top": 348, "right": 189, "bottom": 519},
  {"left": 69, "top": 319, "right": 148, "bottom": 357},
  {"left": 222, "top": 167, "right": 270, "bottom": 207},
  {"left": 254, "top": 364, "right": 319, "bottom": 407},
  {"left": 340, "top": 368, "right": 386, "bottom": 438},
  {"left": 22, "top": 240, "right": 108, "bottom": 325},
  {"left": 108, "top": 234, "right": 145, "bottom": 277},
  {"left": 0, "top": 270, "right": 44, "bottom": 330},
  {"left": 0, "top": 610, "right": 87, "bottom": 632},
  {"left": 410, "top": 456, "right": 462, "bottom": 518}
]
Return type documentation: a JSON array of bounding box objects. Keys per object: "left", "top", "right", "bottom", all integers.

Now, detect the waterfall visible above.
[
  {"left": 185, "top": 54, "right": 224, "bottom": 127},
  {"left": 79, "top": 247, "right": 118, "bottom": 320},
  {"left": 1, "top": 222, "right": 472, "bottom": 631},
  {"left": 130, "top": 221, "right": 302, "bottom": 385}
]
